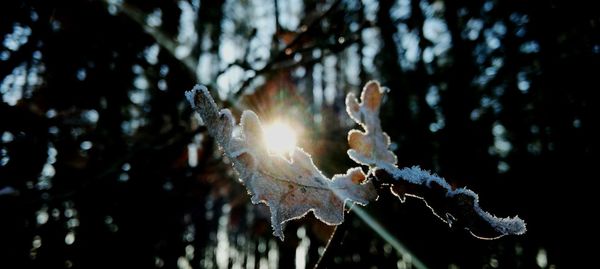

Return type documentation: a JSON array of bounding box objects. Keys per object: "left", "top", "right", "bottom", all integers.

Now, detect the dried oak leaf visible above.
[
  {"left": 346, "top": 81, "right": 526, "bottom": 239},
  {"left": 186, "top": 85, "right": 377, "bottom": 240},
  {"left": 345, "top": 81, "right": 397, "bottom": 168}
]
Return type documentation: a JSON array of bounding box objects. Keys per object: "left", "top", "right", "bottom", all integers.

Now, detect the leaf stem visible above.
[{"left": 312, "top": 210, "right": 352, "bottom": 269}]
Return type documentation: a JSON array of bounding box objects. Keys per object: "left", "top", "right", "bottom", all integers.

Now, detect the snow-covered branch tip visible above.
[
  {"left": 346, "top": 81, "right": 526, "bottom": 239},
  {"left": 185, "top": 85, "right": 377, "bottom": 240}
]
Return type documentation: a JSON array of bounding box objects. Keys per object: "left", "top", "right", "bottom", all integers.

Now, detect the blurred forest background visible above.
[{"left": 0, "top": 0, "right": 597, "bottom": 268}]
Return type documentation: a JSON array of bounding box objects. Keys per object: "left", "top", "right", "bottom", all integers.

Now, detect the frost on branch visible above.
[
  {"left": 346, "top": 81, "right": 526, "bottom": 239},
  {"left": 186, "top": 85, "right": 377, "bottom": 240},
  {"left": 375, "top": 167, "right": 526, "bottom": 239}
]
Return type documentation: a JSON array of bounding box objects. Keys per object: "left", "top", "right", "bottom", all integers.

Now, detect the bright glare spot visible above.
[
  {"left": 2, "top": 131, "right": 14, "bottom": 142},
  {"left": 177, "top": 256, "right": 192, "bottom": 269},
  {"left": 32, "top": 235, "right": 42, "bottom": 248},
  {"left": 36, "top": 210, "right": 49, "bottom": 225},
  {"left": 295, "top": 227, "right": 310, "bottom": 269},
  {"left": 80, "top": 141, "right": 92, "bottom": 150},
  {"left": 263, "top": 121, "right": 297, "bottom": 156},
  {"left": 65, "top": 232, "right": 75, "bottom": 245},
  {"left": 187, "top": 143, "right": 198, "bottom": 167},
  {"left": 536, "top": 248, "right": 548, "bottom": 268}
]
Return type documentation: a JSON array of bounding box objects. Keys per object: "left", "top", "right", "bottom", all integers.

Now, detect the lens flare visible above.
[{"left": 263, "top": 121, "right": 297, "bottom": 156}]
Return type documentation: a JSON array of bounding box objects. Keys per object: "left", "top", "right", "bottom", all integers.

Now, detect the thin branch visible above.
[
  {"left": 232, "top": 0, "right": 343, "bottom": 98},
  {"left": 312, "top": 206, "right": 355, "bottom": 269},
  {"left": 351, "top": 206, "right": 430, "bottom": 269},
  {"left": 373, "top": 167, "right": 527, "bottom": 240},
  {"left": 273, "top": 0, "right": 281, "bottom": 35},
  {"left": 99, "top": 0, "right": 198, "bottom": 81},
  {"left": 312, "top": 223, "right": 341, "bottom": 269}
]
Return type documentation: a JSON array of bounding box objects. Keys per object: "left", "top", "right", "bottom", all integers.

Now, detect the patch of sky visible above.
[{"left": 2, "top": 23, "right": 31, "bottom": 52}]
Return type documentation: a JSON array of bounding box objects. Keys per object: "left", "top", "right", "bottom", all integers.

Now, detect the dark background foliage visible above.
[{"left": 1, "top": 0, "right": 597, "bottom": 268}]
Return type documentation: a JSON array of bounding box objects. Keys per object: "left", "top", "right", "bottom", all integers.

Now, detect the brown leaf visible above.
[
  {"left": 345, "top": 80, "right": 397, "bottom": 167},
  {"left": 186, "top": 85, "right": 377, "bottom": 240}
]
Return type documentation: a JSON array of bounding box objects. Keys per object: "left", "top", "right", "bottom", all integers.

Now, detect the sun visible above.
[{"left": 263, "top": 121, "right": 298, "bottom": 156}]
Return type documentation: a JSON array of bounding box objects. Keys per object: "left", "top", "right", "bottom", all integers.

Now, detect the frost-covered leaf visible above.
[
  {"left": 186, "top": 85, "right": 377, "bottom": 240},
  {"left": 345, "top": 81, "right": 397, "bottom": 168},
  {"left": 346, "top": 81, "right": 526, "bottom": 239}
]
